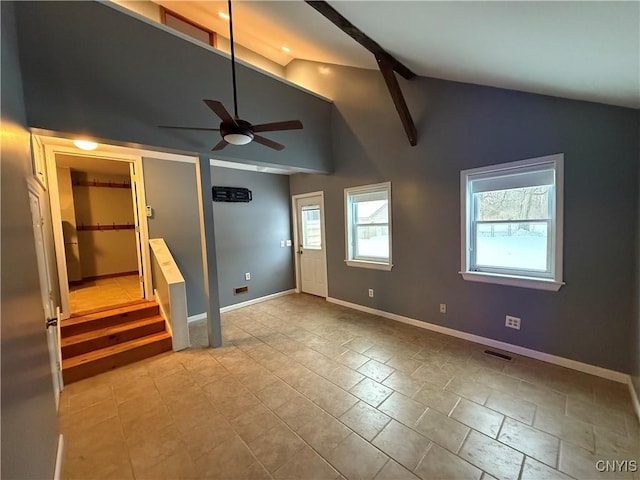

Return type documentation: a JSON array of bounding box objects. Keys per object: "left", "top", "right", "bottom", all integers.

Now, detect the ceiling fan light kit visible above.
[{"left": 159, "top": 0, "right": 303, "bottom": 151}]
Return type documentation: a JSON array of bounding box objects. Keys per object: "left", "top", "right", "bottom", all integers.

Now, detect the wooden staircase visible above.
[{"left": 61, "top": 301, "right": 172, "bottom": 384}]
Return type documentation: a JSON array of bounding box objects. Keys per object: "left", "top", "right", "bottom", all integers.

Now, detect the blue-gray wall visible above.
[
  {"left": 142, "top": 158, "right": 205, "bottom": 317},
  {"left": 211, "top": 167, "right": 295, "bottom": 307},
  {"left": 14, "top": 1, "right": 332, "bottom": 173},
  {"left": 1, "top": 2, "right": 60, "bottom": 477},
  {"left": 288, "top": 60, "right": 639, "bottom": 374}
]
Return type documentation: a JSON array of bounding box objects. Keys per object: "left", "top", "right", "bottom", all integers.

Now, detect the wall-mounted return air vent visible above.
[
  {"left": 234, "top": 285, "right": 249, "bottom": 295},
  {"left": 213, "top": 186, "right": 252, "bottom": 202}
]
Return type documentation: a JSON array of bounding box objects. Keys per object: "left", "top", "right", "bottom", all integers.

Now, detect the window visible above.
[
  {"left": 345, "top": 182, "right": 392, "bottom": 270},
  {"left": 301, "top": 205, "right": 322, "bottom": 249},
  {"left": 160, "top": 7, "right": 217, "bottom": 47},
  {"left": 460, "top": 154, "right": 564, "bottom": 291}
]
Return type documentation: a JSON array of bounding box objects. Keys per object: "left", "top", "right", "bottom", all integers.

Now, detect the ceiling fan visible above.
[{"left": 159, "top": 0, "right": 303, "bottom": 151}]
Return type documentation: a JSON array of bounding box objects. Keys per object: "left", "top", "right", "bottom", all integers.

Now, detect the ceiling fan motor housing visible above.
[{"left": 221, "top": 119, "right": 254, "bottom": 144}]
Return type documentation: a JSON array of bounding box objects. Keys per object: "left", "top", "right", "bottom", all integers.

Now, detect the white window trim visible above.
[
  {"left": 344, "top": 181, "right": 393, "bottom": 271},
  {"left": 460, "top": 154, "right": 564, "bottom": 291}
]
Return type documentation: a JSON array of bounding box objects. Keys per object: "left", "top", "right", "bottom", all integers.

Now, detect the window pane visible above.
[
  {"left": 355, "top": 225, "right": 389, "bottom": 259},
  {"left": 475, "top": 186, "right": 550, "bottom": 221},
  {"left": 475, "top": 221, "right": 548, "bottom": 271},
  {"left": 355, "top": 199, "right": 388, "bottom": 224},
  {"left": 301, "top": 206, "right": 321, "bottom": 249}
]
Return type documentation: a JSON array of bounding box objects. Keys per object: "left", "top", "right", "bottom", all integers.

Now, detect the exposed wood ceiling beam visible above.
[
  {"left": 377, "top": 56, "right": 417, "bottom": 146},
  {"left": 305, "top": 0, "right": 418, "bottom": 146},
  {"left": 305, "top": 1, "right": 416, "bottom": 80}
]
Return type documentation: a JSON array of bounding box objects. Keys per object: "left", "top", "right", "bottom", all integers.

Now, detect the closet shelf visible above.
[
  {"left": 76, "top": 224, "right": 135, "bottom": 231},
  {"left": 73, "top": 180, "right": 131, "bottom": 189}
]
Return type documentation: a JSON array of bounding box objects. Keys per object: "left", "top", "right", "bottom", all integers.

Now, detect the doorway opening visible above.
[
  {"left": 292, "top": 191, "right": 328, "bottom": 297},
  {"left": 44, "top": 143, "right": 152, "bottom": 319}
]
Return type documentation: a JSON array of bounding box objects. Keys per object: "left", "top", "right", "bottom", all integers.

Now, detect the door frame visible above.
[
  {"left": 43, "top": 142, "right": 153, "bottom": 319},
  {"left": 291, "top": 191, "right": 328, "bottom": 297}
]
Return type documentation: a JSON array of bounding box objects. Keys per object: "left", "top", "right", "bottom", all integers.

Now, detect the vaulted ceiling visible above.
[{"left": 153, "top": 1, "right": 639, "bottom": 109}]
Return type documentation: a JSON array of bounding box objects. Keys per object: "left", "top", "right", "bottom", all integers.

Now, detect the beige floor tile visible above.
[
  {"left": 559, "top": 441, "right": 634, "bottom": 480},
  {"left": 451, "top": 398, "right": 505, "bottom": 438},
  {"left": 520, "top": 456, "right": 574, "bottom": 480},
  {"left": 297, "top": 411, "right": 353, "bottom": 457},
  {"left": 383, "top": 371, "right": 425, "bottom": 397},
  {"left": 247, "top": 421, "right": 307, "bottom": 472},
  {"left": 414, "top": 443, "right": 482, "bottom": 480},
  {"left": 413, "top": 381, "right": 461, "bottom": 415},
  {"left": 459, "top": 430, "right": 524, "bottom": 480},
  {"left": 350, "top": 377, "right": 394, "bottom": 408},
  {"left": 274, "top": 394, "right": 325, "bottom": 432},
  {"left": 498, "top": 417, "right": 559, "bottom": 467},
  {"left": 378, "top": 391, "right": 428, "bottom": 427},
  {"left": 61, "top": 293, "right": 637, "bottom": 480},
  {"left": 374, "top": 459, "right": 420, "bottom": 480},
  {"left": 445, "top": 377, "right": 494, "bottom": 404},
  {"left": 414, "top": 407, "right": 470, "bottom": 453},
  {"left": 337, "top": 349, "right": 370, "bottom": 370},
  {"left": 485, "top": 391, "right": 536, "bottom": 425},
  {"left": 534, "top": 407, "right": 595, "bottom": 451},
  {"left": 327, "top": 432, "right": 389, "bottom": 480},
  {"left": 566, "top": 396, "right": 628, "bottom": 436},
  {"left": 340, "top": 400, "right": 391, "bottom": 441},
  {"left": 372, "top": 420, "right": 430, "bottom": 470},
  {"left": 326, "top": 364, "right": 367, "bottom": 390},
  {"left": 195, "top": 434, "right": 270, "bottom": 479},
  {"left": 273, "top": 445, "right": 340, "bottom": 480},
  {"left": 358, "top": 359, "right": 396, "bottom": 383}
]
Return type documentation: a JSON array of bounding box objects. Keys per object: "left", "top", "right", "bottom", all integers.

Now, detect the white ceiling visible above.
[{"left": 154, "top": 1, "right": 639, "bottom": 109}]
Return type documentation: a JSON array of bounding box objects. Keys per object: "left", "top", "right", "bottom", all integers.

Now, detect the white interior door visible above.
[
  {"left": 28, "top": 188, "right": 63, "bottom": 406},
  {"left": 295, "top": 194, "right": 327, "bottom": 297}
]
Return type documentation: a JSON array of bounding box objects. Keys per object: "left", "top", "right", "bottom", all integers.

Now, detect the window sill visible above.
[
  {"left": 459, "top": 271, "right": 564, "bottom": 291},
  {"left": 346, "top": 260, "right": 393, "bottom": 271}
]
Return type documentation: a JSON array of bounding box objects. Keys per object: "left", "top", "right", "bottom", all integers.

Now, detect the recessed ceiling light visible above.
[
  {"left": 281, "top": 46, "right": 291, "bottom": 53},
  {"left": 218, "top": 11, "right": 229, "bottom": 20},
  {"left": 73, "top": 139, "right": 98, "bottom": 151}
]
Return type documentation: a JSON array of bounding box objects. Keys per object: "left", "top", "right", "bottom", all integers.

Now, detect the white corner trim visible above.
[
  {"left": 326, "top": 296, "right": 629, "bottom": 384},
  {"left": 629, "top": 379, "right": 640, "bottom": 424},
  {"left": 54, "top": 434, "right": 64, "bottom": 480},
  {"left": 187, "top": 313, "right": 207, "bottom": 323},
  {"left": 220, "top": 289, "right": 296, "bottom": 313}
]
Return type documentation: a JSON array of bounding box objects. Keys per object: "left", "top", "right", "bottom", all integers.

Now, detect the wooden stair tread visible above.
[
  {"left": 61, "top": 315, "right": 165, "bottom": 347},
  {"left": 70, "top": 298, "right": 148, "bottom": 318},
  {"left": 63, "top": 331, "right": 171, "bottom": 370},
  {"left": 62, "top": 301, "right": 158, "bottom": 327}
]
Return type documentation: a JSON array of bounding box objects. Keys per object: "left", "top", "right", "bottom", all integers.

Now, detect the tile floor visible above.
[
  {"left": 69, "top": 274, "right": 142, "bottom": 313},
  {"left": 59, "top": 294, "right": 639, "bottom": 480}
]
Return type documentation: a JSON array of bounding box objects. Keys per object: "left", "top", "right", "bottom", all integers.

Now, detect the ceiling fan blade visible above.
[
  {"left": 252, "top": 135, "right": 285, "bottom": 151},
  {"left": 158, "top": 126, "right": 220, "bottom": 131},
  {"left": 251, "top": 120, "right": 303, "bottom": 133},
  {"left": 203, "top": 100, "right": 236, "bottom": 124},
  {"left": 212, "top": 139, "right": 228, "bottom": 151}
]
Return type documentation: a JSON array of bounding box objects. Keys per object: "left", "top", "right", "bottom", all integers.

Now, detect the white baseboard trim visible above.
[
  {"left": 327, "top": 297, "right": 629, "bottom": 384},
  {"left": 628, "top": 378, "right": 640, "bottom": 424},
  {"left": 54, "top": 434, "right": 64, "bottom": 480},
  {"left": 220, "top": 289, "right": 296, "bottom": 313},
  {"left": 187, "top": 289, "right": 297, "bottom": 322},
  {"left": 187, "top": 312, "right": 207, "bottom": 323}
]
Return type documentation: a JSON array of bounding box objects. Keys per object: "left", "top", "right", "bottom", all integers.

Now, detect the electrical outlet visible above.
[
  {"left": 280, "top": 240, "right": 285, "bottom": 247},
  {"left": 245, "top": 272, "right": 251, "bottom": 281},
  {"left": 368, "top": 289, "right": 374, "bottom": 298},
  {"left": 286, "top": 240, "right": 292, "bottom": 247},
  {"left": 439, "top": 303, "right": 447, "bottom": 314},
  {"left": 505, "top": 315, "right": 521, "bottom": 330}
]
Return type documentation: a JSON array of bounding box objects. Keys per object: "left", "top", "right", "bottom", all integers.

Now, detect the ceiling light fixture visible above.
[
  {"left": 281, "top": 45, "right": 291, "bottom": 53},
  {"left": 73, "top": 139, "right": 98, "bottom": 151},
  {"left": 218, "top": 11, "right": 229, "bottom": 20}
]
